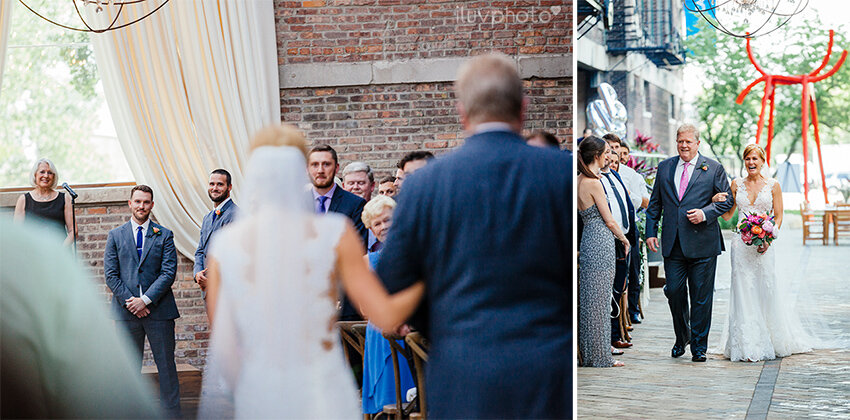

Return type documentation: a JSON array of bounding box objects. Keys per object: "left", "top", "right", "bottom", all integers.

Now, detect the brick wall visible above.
[
  {"left": 276, "top": 0, "right": 570, "bottom": 64},
  {"left": 277, "top": 0, "right": 573, "bottom": 173},
  {"left": 73, "top": 195, "right": 208, "bottom": 368},
  {"left": 282, "top": 77, "right": 571, "bottom": 176}
]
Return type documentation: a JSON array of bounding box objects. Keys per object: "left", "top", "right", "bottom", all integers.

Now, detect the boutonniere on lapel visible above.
[
  {"left": 152, "top": 227, "right": 162, "bottom": 236},
  {"left": 699, "top": 163, "right": 709, "bottom": 171},
  {"left": 215, "top": 209, "right": 222, "bottom": 217}
]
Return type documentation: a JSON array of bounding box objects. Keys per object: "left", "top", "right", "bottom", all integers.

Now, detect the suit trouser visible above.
[
  {"left": 119, "top": 318, "right": 181, "bottom": 415},
  {"left": 663, "top": 237, "right": 718, "bottom": 354},
  {"left": 627, "top": 241, "right": 642, "bottom": 318},
  {"left": 610, "top": 251, "right": 629, "bottom": 343}
]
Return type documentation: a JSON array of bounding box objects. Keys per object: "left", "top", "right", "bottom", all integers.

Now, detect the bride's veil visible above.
[{"left": 198, "top": 145, "right": 314, "bottom": 418}]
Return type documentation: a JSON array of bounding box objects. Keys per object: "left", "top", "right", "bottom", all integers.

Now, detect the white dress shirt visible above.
[
  {"left": 617, "top": 164, "right": 649, "bottom": 209},
  {"left": 312, "top": 183, "right": 337, "bottom": 213},
  {"left": 130, "top": 218, "right": 153, "bottom": 305},
  {"left": 674, "top": 153, "right": 700, "bottom": 197},
  {"left": 600, "top": 169, "right": 630, "bottom": 234},
  {"left": 131, "top": 218, "right": 151, "bottom": 251},
  {"left": 214, "top": 197, "right": 232, "bottom": 214},
  {"left": 472, "top": 121, "right": 515, "bottom": 134}
]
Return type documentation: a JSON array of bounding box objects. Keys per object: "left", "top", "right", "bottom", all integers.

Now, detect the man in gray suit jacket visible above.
[
  {"left": 104, "top": 185, "right": 181, "bottom": 416},
  {"left": 194, "top": 169, "right": 238, "bottom": 301},
  {"left": 646, "top": 123, "right": 734, "bottom": 362}
]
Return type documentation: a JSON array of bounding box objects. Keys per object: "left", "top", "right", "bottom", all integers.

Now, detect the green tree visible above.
[
  {"left": 0, "top": 2, "right": 122, "bottom": 187},
  {"left": 686, "top": 18, "right": 850, "bottom": 175}
]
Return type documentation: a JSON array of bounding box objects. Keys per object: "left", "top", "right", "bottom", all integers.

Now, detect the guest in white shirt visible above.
[
  {"left": 617, "top": 141, "right": 650, "bottom": 209},
  {"left": 600, "top": 136, "right": 636, "bottom": 347}
]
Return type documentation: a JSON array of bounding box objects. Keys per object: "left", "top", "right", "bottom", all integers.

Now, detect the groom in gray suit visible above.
[
  {"left": 104, "top": 185, "right": 181, "bottom": 416},
  {"left": 194, "top": 169, "right": 238, "bottom": 302},
  {"left": 646, "top": 123, "right": 734, "bottom": 362}
]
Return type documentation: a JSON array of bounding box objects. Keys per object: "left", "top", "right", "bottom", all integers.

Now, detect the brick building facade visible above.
[
  {"left": 277, "top": 0, "right": 573, "bottom": 174},
  {"left": 576, "top": 0, "right": 684, "bottom": 154},
  {"left": 0, "top": 1, "right": 572, "bottom": 369}
]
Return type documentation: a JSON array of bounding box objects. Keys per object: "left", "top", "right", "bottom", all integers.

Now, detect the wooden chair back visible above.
[
  {"left": 405, "top": 332, "right": 429, "bottom": 420},
  {"left": 337, "top": 321, "right": 367, "bottom": 361},
  {"left": 800, "top": 204, "right": 826, "bottom": 245},
  {"left": 832, "top": 209, "right": 850, "bottom": 245},
  {"left": 381, "top": 332, "right": 415, "bottom": 420},
  {"left": 618, "top": 291, "right": 631, "bottom": 342}
]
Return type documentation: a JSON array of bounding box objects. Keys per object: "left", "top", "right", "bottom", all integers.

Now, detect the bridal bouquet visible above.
[{"left": 737, "top": 212, "right": 777, "bottom": 252}]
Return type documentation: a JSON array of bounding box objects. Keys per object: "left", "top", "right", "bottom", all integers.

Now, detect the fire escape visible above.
[{"left": 606, "top": 0, "right": 686, "bottom": 67}]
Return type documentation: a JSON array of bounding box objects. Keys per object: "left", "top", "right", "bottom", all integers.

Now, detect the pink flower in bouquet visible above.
[
  {"left": 741, "top": 231, "right": 753, "bottom": 243},
  {"left": 762, "top": 221, "right": 774, "bottom": 235},
  {"left": 758, "top": 230, "right": 766, "bottom": 239}
]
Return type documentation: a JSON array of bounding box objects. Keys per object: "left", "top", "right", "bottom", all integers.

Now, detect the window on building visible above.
[
  {"left": 644, "top": 81, "right": 652, "bottom": 112},
  {"left": 0, "top": 3, "right": 132, "bottom": 187},
  {"left": 669, "top": 93, "right": 676, "bottom": 119}
]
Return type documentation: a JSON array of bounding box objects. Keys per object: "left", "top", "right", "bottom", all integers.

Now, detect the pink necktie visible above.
[{"left": 678, "top": 161, "right": 690, "bottom": 200}]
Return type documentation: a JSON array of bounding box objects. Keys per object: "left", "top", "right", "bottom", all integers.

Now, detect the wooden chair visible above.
[
  {"left": 404, "top": 332, "right": 429, "bottom": 420},
  {"left": 337, "top": 321, "right": 368, "bottom": 361},
  {"left": 380, "top": 332, "right": 417, "bottom": 420},
  {"left": 801, "top": 203, "right": 827, "bottom": 245},
  {"left": 832, "top": 209, "right": 850, "bottom": 245},
  {"left": 618, "top": 290, "right": 632, "bottom": 341},
  {"left": 337, "top": 321, "right": 368, "bottom": 420}
]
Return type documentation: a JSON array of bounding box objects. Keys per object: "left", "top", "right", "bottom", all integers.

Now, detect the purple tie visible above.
[
  {"left": 317, "top": 196, "right": 328, "bottom": 214},
  {"left": 678, "top": 161, "right": 691, "bottom": 200}
]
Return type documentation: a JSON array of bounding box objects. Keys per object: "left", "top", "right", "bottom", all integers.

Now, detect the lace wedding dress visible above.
[
  {"left": 717, "top": 177, "right": 812, "bottom": 362},
  {"left": 199, "top": 146, "right": 360, "bottom": 418}
]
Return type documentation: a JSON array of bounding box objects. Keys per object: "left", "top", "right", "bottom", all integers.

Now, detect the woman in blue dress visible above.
[{"left": 360, "top": 195, "right": 416, "bottom": 415}]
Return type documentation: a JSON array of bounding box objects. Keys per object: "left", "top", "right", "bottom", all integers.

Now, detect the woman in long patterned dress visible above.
[{"left": 577, "top": 137, "right": 630, "bottom": 367}]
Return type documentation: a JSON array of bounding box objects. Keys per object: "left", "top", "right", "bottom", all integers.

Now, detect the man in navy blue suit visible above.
[
  {"left": 308, "top": 144, "right": 367, "bottom": 320},
  {"left": 646, "top": 123, "right": 734, "bottom": 362},
  {"left": 376, "top": 54, "right": 572, "bottom": 418},
  {"left": 104, "top": 185, "right": 181, "bottom": 417},
  {"left": 194, "top": 169, "right": 238, "bottom": 307}
]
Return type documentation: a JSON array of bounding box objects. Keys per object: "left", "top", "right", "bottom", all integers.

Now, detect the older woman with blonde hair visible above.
[
  {"left": 361, "top": 194, "right": 396, "bottom": 253},
  {"left": 359, "top": 194, "right": 415, "bottom": 415},
  {"left": 199, "top": 124, "right": 423, "bottom": 418},
  {"left": 14, "top": 158, "right": 76, "bottom": 244}
]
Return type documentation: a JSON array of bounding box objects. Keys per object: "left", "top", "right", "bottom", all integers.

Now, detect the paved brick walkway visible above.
[{"left": 577, "top": 229, "right": 850, "bottom": 419}]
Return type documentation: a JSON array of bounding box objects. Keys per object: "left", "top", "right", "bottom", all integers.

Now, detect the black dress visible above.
[{"left": 24, "top": 192, "right": 67, "bottom": 233}]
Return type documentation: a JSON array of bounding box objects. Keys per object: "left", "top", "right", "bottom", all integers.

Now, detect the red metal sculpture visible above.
[{"left": 736, "top": 30, "right": 847, "bottom": 204}]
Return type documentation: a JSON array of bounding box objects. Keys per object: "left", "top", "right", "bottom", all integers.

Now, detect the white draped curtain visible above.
[
  {"left": 89, "top": 0, "right": 280, "bottom": 258},
  {"left": 0, "top": 0, "right": 14, "bottom": 89}
]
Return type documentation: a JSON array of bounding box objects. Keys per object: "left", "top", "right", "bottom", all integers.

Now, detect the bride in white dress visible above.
[
  {"left": 713, "top": 143, "right": 812, "bottom": 362},
  {"left": 197, "top": 124, "right": 424, "bottom": 418}
]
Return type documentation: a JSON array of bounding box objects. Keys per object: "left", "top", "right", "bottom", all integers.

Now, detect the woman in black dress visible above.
[{"left": 13, "top": 158, "right": 76, "bottom": 244}]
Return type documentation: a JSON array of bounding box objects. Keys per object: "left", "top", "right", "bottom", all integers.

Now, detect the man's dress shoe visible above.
[
  {"left": 671, "top": 344, "right": 686, "bottom": 358},
  {"left": 612, "top": 340, "right": 633, "bottom": 349}
]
